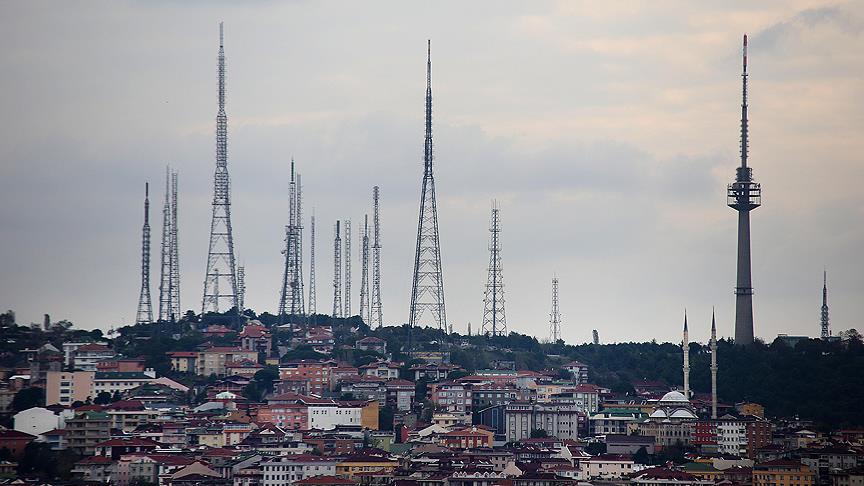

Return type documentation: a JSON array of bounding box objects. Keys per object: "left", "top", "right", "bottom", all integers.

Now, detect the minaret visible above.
[
  {"left": 409, "top": 40, "right": 447, "bottom": 331},
  {"left": 821, "top": 271, "right": 830, "bottom": 339},
  {"left": 728, "top": 34, "right": 761, "bottom": 346},
  {"left": 682, "top": 311, "right": 690, "bottom": 398},
  {"left": 136, "top": 183, "right": 153, "bottom": 325},
  {"left": 710, "top": 309, "right": 719, "bottom": 419},
  {"left": 202, "top": 22, "right": 239, "bottom": 314}
]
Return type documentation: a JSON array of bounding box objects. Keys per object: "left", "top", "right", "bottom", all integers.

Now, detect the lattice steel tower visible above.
[
  {"left": 344, "top": 220, "right": 352, "bottom": 317},
  {"left": 549, "top": 277, "right": 561, "bottom": 342},
  {"left": 158, "top": 168, "right": 180, "bottom": 321},
  {"left": 237, "top": 265, "right": 246, "bottom": 312},
  {"left": 409, "top": 40, "right": 447, "bottom": 331},
  {"left": 370, "top": 186, "right": 383, "bottom": 327},
  {"left": 136, "top": 183, "right": 153, "bottom": 325},
  {"left": 359, "top": 214, "right": 370, "bottom": 323},
  {"left": 728, "top": 35, "right": 761, "bottom": 346},
  {"left": 202, "top": 22, "right": 239, "bottom": 314},
  {"left": 482, "top": 201, "right": 506, "bottom": 337},
  {"left": 332, "top": 221, "right": 343, "bottom": 318},
  {"left": 308, "top": 213, "right": 317, "bottom": 315},
  {"left": 278, "top": 160, "right": 304, "bottom": 321},
  {"left": 821, "top": 271, "right": 830, "bottom": 339},
  {"left": 158, "top": 167, "right": 173, "bottom": 321}
]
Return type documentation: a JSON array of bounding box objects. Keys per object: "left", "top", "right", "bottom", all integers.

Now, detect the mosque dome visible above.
[{"left": 659, "top": 390, "right": 689, "bottom": 403}]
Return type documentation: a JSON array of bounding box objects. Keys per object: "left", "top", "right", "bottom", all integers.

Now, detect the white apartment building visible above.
[{"left": 261, "top": 455, "right": 338, "bottom": 486}]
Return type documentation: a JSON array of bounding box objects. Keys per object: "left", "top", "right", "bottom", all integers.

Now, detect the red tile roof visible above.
[{"left": 295, "top": 476, "right": 358, "bottom": 486}]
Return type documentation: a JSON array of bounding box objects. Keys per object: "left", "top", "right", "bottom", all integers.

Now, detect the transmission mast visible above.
[
  {"left": 279, "top": 160, "right": 305, "bottom": 323},
  {"left": 344, "top": 219, "right": 352, "bottom": 317},
  {"left": 202, "top": 22, "right": 239, "bottom": 314},
  {"left": 169, "top": 170, "right": 180, "bottom": 320},
  {"left": 549, "top": 277, "right": 561, "bottom": 342},
  {"left": 295, "top": 173, "right": 305, "bottom": 315},
  {"left": 136, "top": 183, "right": 153, "bottom": 325},
  {"left": 332, "top": 221, "right": 343, "bottom": 318},
  {"left": 409, "top": 40, "right": 447, "bottom": 331},
  {"left": 482, "top": 201, "right": 506, "bottom": 336},
  {"left": 308, "top": 213, "right": 317, "bottom": 315},
  {"left": 359, "top": 214, "right": 370, "bottom": 323},
  {"left": 158, "top": 168, "right": 172, "bottom": 321},
  {"left": 237, "top": 265, "right": 246, "bottom": 312},
  {"left": 370, "top": 186, "right": 383, "bottom": 328},
  {"left": 821, "top": 270, "right": 830, "bottom": 339}
]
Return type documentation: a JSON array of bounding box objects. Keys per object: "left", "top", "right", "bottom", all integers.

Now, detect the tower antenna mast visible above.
[
  {"left": 370, "top": 186, "right": 383, "bottom": 327},
  {"left": 359, "top": 214, "right": 370, "bottom": 323},
  {"left": 158, "top": 167, "right": 172, "bottom": 321},
  {"left": 202, "top": 22, "right": 239, "bottom": 314},
  {"left": 728, "top": 34, "right": 761, "bottom": 345},
  {"left": 308, "top": 212, "right": 317, "bottom": 315},
  {"left": 136, "top": 182, "right": 153, "bottom": 325},
  {"left": 344, "top": 220, "right": 352, "bottom": 317},
  {"left": 821, "top": 270, "right": 830, "bottom": 339},
  {"left": 409, "top": 40, "right": 447, "bottom": 331},
  {"left": 549, "top": 276, "right": 561, "bottom": 342},
  {"left": 482, "top": 201, "right": 506, "bottom": 337},
  {"left": 332, "top": 221, "right": 343, "bottom": 318}
]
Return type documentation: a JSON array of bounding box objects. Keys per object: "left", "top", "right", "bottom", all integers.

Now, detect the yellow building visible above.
[
  {"left": 167, "top": 352, "right": 198, "bottom": 373},
  {"left": 754, "top": 460, "right": 815, "bottom": 486},
  {"left": 336, "top": 456, "right": 398, "bottom": 479},
  {"left": 360, "top": 400, "right": 380, "bottom": 431}
]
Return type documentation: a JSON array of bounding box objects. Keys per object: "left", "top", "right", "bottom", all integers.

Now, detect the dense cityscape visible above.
[{"left": 2, "top": 5, "right": 864, "bottom": 486}]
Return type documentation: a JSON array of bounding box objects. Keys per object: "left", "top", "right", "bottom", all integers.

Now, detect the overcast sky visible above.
[{"left": 1, "top": 1, "right": 862, "bottom": 344}]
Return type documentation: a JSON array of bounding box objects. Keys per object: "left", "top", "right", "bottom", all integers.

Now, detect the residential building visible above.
[
  {"left": 359, "top": 361, "right": 400, "bottom": 380},
  {"left": 562, "top": 361, "right": 589, "bottom": 384},
  {"left": 93, "top": 370, "right": 157, "bottom": 396},
  {"left": 0, "top": 429, "right": 36, "bottom": 459},
  {"left": 355, "top": 337, "right": 387, "bottom": 354},
  {"left": 199, "top": 347, "right": 259, "bottom": 377},
  {"left": 505, "top": 402, "right": 580, "bottom": 442},
  {"left": 753, "top": 460, "right": 815, "bottom": 486},
  {"left": 167, "top": 351, "right": 198, "bottom": 373},
  {"left": 279, "top": 360, "right": 335, "bottom": 395},
  {"left": 581, "top": 454, "right": 635, "bottom": 480},
  {"left": 260, "top": 455, "right": 338, "bottom": 486},
  {"left": 65, "top": 410, "right": 111, "bottom": 456},
  {"left": 45, "top": 370, "right": 95, "bottom": 405},
  {"left": 431, "top": 381, "right": 473, "bottom": 413},
  {"left": 239, "top": 321, "right": 272, "bottom": 356},
  {"left": 72, "top": 343, "right": 116, "bottom": 371}
]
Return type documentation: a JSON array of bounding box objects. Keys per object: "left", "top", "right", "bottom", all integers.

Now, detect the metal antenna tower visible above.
[
  {"left": 332, "top": 221, "right": 343, "bottom": 318},
  {"left": 136, "top": 182, "right": 153, "bottom": 325},
  {"left": 549, "top": 277, "right": 561, "bottom": 342},
  {"left": 359, "top": 214, "right": 370, "bottom": 323},
  {"left": 344, "top": 219, "right": 352, "bottom": 317},
  {"left": 202, "top": 22, "right": 239, "bottom": 314},
  {"left": 821, "top": 270, "right": 830, "bottom": 339},
  {"left": 158, "top": 168, "right": 172, "bottom": 321},
  {"left": 728, "top": 34, "right": 761, "bottom": 346},
  {"left": 308, "top": 213, "right": 317, "bottom": 315},
  {"left": 278, "top": 160, "right": 305, "bottom": 322},
  {"left": 710, "top": 309, "right": 718, "bottom": 419},
  {"left": 237, "top": 265, "right": 246, "bottom": 312},
  {"left": 482, "top": 201, "right": 506, "bottom": 337},
  {"left": 370, "top": 186, "right": 383, "bottom": 328},
  {"left": 409, "top": 40, "right": 447, "bottom": 331},
  {"left": 296, "top": 173, "right": 305, "bottom": 315},
  {"left": 169, "top": 170, "right": 180, "bottom": 320}
]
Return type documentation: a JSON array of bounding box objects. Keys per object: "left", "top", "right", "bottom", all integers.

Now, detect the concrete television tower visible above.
[
  {"left": 728, "top": 34, "right": 761, "bottom": 346},
  {"left": 821, "top": 271, "right": 830, "bottom": 339}
]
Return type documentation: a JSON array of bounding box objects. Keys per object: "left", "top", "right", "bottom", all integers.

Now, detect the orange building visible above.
[
  {"left": 754, "top": 460, "right": 815, "bottom": 486},
  {"left": 440, "top": 427, "right": 493, "bottom": 449},
  {"left": 279, "top": 360, "right": 335, "bottom": 395}
]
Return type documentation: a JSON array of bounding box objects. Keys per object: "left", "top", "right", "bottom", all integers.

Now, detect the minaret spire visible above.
[
  {"left": 409, "top": 39, "right": 447, "bottom": 331},
  {"left": 682, "top": 310, "right": 690, "bottom": 398},
  {"left": 821, "top": 270, "right": 830, "bottom": 339},
  {"left": 728, "top": 34, "right": 761, "bottom": 345},
  {"left": 136, "top": 182, "right": 153, "bottom": 325},
  {"left": 710, "top": 308, "right": 718, "bottom": 419}
]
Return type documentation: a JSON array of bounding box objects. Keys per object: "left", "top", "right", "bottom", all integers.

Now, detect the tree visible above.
[
  {"left": 585, "top": 442, "right": 607, "bottom": 455},
  {"left": 11, "top": 387, "right": 44, "bottom": 412},
  {"left": 634, "top": 446, "right": 650, "bottom": 465},
  {"left": 94, "top": 391, "right": 113, "bottom": 405},
  {"left": 530, "top": 428, "right": 549, "bottom": 438}
]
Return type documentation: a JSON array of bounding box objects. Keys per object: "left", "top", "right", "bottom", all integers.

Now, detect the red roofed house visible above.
[
  {"left": 71, "top": 455, "right": 115, "bottom": 483},
  {"left": 239, "top": 321, "right": 272, "bottom": 356},
  {"left": 167, "top": 351, "right": 198, "bottom": 373},
  {"left": 94, "top": 437, "right": 162, "bottom": 458},
  {"left": 562, "top": 361, "right": 589, "bottom": 384},
  {"left": 440, "top": 426, "right": 493, "bottom": 449},
  {"left": 226, "top": 359, "right": 265, "bottom": 378},
  {"left": 73, "top": 343, "right": 116, "bottom": 371},
  {"left": 630, "top": 466, "right": 714, "bottom": 486},
  {"left": 0, "top": 429, "right": 36, "bottom": 459}
]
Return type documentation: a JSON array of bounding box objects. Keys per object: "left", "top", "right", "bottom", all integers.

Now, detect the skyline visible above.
[{"left": 1, "top": 2, "right": 863, "bottom": 343}]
